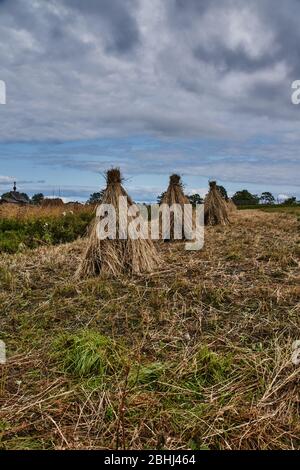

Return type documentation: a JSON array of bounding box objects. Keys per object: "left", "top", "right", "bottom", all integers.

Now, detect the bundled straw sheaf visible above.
[
  {"left": 77, "top": 168, "right": 159, "bottom": 277},
  {"left": 227, "top": 198, "right": 238, "bottom": 213},
  {"left": 161, "top": 174, "right": 189, "bottom": 207},
  {"left": 161, "top": 174, "right": 193, "bottom": 241},
  {"left": 204, "top": 181, "right": 230, "bottom": 226}
]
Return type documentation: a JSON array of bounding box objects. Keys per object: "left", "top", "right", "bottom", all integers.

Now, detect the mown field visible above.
[{"left": 0, "top": 208, "right": 299, "bottom": 450}]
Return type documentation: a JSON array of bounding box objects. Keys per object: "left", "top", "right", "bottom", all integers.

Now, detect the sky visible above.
[{"left": 0, "top": 0, "right": 299, "bottom": 202}]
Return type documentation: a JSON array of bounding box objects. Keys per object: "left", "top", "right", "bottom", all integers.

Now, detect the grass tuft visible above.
[
  {"left": 182, "top": 346, "right": 232, "bottom": 388},
  {"left": 52, "top": 329, "right": 126, "bottom": 378}
]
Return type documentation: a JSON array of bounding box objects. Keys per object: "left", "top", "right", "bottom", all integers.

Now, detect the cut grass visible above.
[{"left": 0, "top": 209, "right": 299, "bottom": 450}]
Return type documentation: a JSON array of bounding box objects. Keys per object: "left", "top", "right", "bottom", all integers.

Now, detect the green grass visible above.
[
  {"left": 182, "top": 347, "right": 233, "bottom": 389},
  {"left": 129, "top": 362, "right": 169, "bottom": 389},
  {"left": 53, "top": 329, "right": 126, "bottom": 378},
  {"left": 0, "top": 437, "right": 52, "bottom": 450},
  {"left": 237, "top": 204, "right": 300, "bottom": 215},
  {"left": 0, "top": 212, "right": 93, "bottom": 253}
]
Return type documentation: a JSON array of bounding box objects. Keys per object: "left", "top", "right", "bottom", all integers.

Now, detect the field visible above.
[
  {"left": 238, "top": 204, "right": 300, "bottom": 216},
  {"left": 0, "top": 204, "right": 94, "bottom": 253},
  {"left": 0, "top": 208, "right": 299, "bottom": 450}
]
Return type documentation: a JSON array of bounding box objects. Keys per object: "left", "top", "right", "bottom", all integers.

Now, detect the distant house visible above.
[{"left": 0, "top": 182, "right": 29, "bottom": 205}]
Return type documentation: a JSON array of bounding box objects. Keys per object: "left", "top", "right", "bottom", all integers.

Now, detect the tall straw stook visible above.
[
  {"left": 77, "top": 169, "right": 160, "bottom": 277},
  {"left": 204, "top": 181, "right": 230, "bottom": 226},
  {"left": 161, "top": 174, "right": 193, "bottom": 241}
]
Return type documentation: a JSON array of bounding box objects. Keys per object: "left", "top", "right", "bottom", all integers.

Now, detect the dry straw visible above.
[
  {"left": 41, "top": 198, "right": 64, "bottom": 208},
  {"left": 161, "top": 174, "right": 189, "bottom": 207},
  {"left": 160, "top": 174, "right": 193, "bottom": 241},
  {"left": 204, "top": 181, "right": 230, "bottom": 225},
  {"left": 77, "top": 168, "right": 159, "bottom": 277},
  {"left": 227, "top": 198, "right": 238, "bottom": 213}
]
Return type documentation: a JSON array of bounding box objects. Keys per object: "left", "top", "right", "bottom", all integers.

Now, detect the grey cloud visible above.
[
  {"left": 1, "top": 0, "right": 299, "bottom": 140},
  {"left": 193, "top": 45, "right": 276, "bottom": 74},
  {"left": 0, "top": 0, "right": 299, "bottom": 196},
  {"left": 171, "top": 0, "right": 215, "bottom": 18},
  {"left": 166, "top": 0, "right": 300, "bottom": 119},
  {"left": 170, "top": 0, "right": 300, "bottom": 73},
  {"left": 61, "top": 0, "right": 140, "bottom": 55}
]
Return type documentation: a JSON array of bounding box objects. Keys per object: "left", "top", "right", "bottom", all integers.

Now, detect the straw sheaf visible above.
[
  {"left": 204, "top": 181, "right": 230, "bottom": 226},
  {"left": 77, "top": 168, "right": 160, "bottom": 277},
  {"left": 227, "top": 198, "right": 238, "bottom": 213},
  {"left": 160, "top": 174, "right": 193, "bottom": 241}
]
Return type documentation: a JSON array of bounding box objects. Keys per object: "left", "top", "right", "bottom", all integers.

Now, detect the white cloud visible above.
[{"left": 0, "top": 175, "right": 14, "bottom": 183}]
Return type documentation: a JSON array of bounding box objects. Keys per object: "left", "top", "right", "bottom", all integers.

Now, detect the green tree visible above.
[
  {"left": 260, "top": 192, "right": 275, "bottom": 205},
  {"left": 188, "top": 194, "right": 204, "bottom": 206},
  {"left": 87, "top": 190, "right": 104, "bottom": 204},
  {"left": 157, "top": 191, "right": 166, "bottom": 204},
  {"left": 31, "top": 193, "right": 44, "bottom": 205},
  {"left": 232, "top": 190, "right": 259, "bottom": 205},
  {"left": 21, "top": 193, "right": 30, "bottom": 202},
  {"left": 284, "top": 197, "right": 297, "bottom": 205}
]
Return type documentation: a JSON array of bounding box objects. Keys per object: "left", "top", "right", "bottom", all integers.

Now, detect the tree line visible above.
[
  {"left": 1, "top": 187, "right": 299, "bottom": 206},
  {"left": 87, "top": 186, "right": 298, "bottom": 206}
]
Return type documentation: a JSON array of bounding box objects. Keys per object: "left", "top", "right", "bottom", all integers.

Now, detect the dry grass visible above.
[
  {"left": 41, "top": 199, "right": 64, "bottom": 208},
  {"left": 0, "top": 203, "right": 92, "bottom": 221},
  {"left": 0, "top": 209, "right": 299, "bottom": 450}
]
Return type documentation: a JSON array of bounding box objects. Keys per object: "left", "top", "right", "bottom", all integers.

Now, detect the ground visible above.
[{"left": 0, "top": 210, "right": 299, "bottom": 450}]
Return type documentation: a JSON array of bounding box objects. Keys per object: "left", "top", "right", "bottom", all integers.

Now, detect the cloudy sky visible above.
[{"left": 0, "top": 0, "right": 299, "bottom": 201}]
